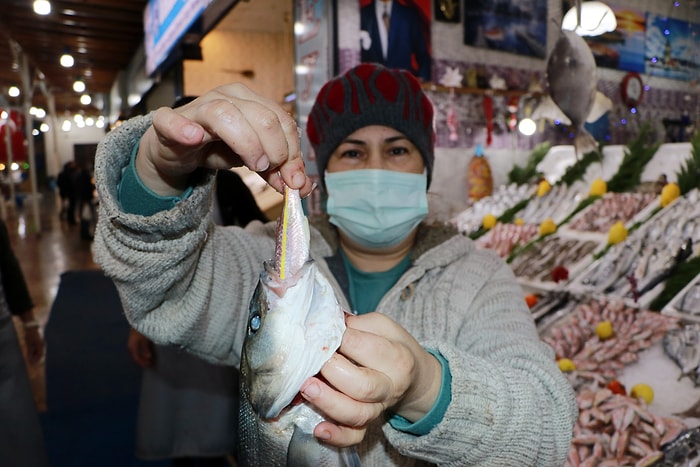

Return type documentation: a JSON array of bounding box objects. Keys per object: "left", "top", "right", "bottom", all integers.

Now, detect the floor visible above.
[{"left": 8, "top": 190, "right": 99, "bottom": 412}]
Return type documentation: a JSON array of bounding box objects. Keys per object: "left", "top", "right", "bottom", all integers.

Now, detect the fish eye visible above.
[{"left": 249, "top": 314, "right": 261, "bottom": 333}]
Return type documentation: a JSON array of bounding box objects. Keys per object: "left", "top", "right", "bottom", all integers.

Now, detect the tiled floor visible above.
[{"left": 7, "top": 190, "right": 99, "bottom": 412}]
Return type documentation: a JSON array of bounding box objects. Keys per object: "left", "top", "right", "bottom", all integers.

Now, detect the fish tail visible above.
[
  {"left": 274, "top": 185, "right": 310, "bottom": 278},
  {"left": 574, "top": 128, "right": 598, "bottom": 159}
]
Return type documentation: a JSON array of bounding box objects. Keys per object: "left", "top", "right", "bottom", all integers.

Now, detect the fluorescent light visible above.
[{"left": 562, "top": 1, "right": 617, "bottom": 37}]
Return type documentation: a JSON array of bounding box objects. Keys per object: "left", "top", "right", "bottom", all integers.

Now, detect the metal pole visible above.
[{"left": 20, "top": 53, "right": 40, "bottom": 234}]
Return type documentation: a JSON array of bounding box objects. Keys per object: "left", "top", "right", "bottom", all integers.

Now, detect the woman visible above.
[{"left": 94, "top": 63, "right": 576, "bottom": 465}]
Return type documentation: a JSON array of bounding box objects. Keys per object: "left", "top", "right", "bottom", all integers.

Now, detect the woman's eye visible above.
[
  {"left": 389, "top": 146, "right": 409, "bottom": 156},
  {"left": 340, "top": 149, "right": 362, "bottom": 158}
]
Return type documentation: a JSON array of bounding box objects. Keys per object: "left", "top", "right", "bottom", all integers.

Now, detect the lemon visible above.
[
  {"left": 630, "top": 383, "right": 654, "bottom": 404},
  {"left": 661, "top": 182, "right": 680, "bottom": 207},
  {"left": 557, "top": 358, "right": 576, "bottom": 372},
  {"left": 539, "top": 218, "right": 557, "bottom": 236},
  {"left": 607, "top": 221, "right": 627, "bottom": 245},
  {"left": 595, "top": 320, "right": 614, "bottom": 340},
  {"left": 514, "top": 217, "right": 524, "bottom": 226},
  {"left": 537, "top": 180, "right": 551, "bottom": 197},
  {"left": 589, "top": 178, "right": 607, "bottom": 197},
  {"left": 482, "top": 213, "right": 497, "bottom": 230}
]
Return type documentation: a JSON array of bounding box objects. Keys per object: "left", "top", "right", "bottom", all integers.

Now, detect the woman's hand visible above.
[
  {"left": 23, "top": 326, "right": 44, "bottom": 365},
  {"left": 127, "top": 328, "right": 155, "bottom": 368},
  {"left": 300, "top": 312, "right": 443, "bottom": 447},
  {"left": 135, "top": 83, "right": 313, "bottom": 197}
]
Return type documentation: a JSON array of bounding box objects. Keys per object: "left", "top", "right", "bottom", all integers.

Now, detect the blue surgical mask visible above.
[{"left": 325, "top": 169, "right": 428, "bottom": 248}]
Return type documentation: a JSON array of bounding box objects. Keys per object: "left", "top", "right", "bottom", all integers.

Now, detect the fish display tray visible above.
[
  {"left": 510, "top": 230, "right": 606, "bottom": 293},
  {"left": 558, "top": 191, "right": 660, "bottom": 241}
]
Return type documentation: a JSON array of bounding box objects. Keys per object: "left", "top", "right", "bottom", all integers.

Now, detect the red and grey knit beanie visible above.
[{"left": 306, "top": 63, "right": 435, "bottom": 187}]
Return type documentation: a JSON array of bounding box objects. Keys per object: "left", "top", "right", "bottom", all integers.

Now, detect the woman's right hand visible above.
[
  {"left": 135, "top": 83, "right": 313, "bottom": 197},
  {"left": 127, "top": 328, "right": 155, "bottom": 368}
]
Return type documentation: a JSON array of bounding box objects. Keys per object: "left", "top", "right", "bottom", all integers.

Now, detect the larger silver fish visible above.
[
  {"left": 544, "top": 27, "right": 600, "bottom": 157},
  {"left": 239, "top": 186, "right": 360, "bottom": 466}
]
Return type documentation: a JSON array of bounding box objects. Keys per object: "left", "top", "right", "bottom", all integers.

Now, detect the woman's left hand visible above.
[{"left": 300, "top": 312, "right": 442, "bottom": 447}]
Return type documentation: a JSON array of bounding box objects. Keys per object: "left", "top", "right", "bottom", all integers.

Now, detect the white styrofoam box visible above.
[
  {"left": 600, "top": 145, "right": 626, "bottom": 181},
  {"left": 641, "top": 142, "right": 692, "bottom": 183},
  {"left": 536, "top": 145, "right": 577, "bottom": 185}
]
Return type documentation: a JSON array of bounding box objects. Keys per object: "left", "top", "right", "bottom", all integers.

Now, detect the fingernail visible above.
[
  {"left": 317, "top": 430, "right": 331, "bottom": 440},
  {"left": 302, "top": 382, "right": 320, "bottom": 398},
  {"left": 292, "top": 172, "right": 306, "bottom": 188},
  {"left": 183, "top": 124, "right": 198, "bottom": 140},
  {"left": 255, "top": 157, "right": 270, "bottom": 172}
]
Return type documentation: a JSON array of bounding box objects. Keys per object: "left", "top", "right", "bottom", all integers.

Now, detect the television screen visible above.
[{"left": 144, "top": 0, "right": 210, "bottom": 76}]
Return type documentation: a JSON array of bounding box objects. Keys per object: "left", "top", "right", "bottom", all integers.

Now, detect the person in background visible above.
[
  {"left": 127, "top": 168, "right": 267, "bottom": 467},
  {"left": 94, "top": 63, "right": 577, "bottom": 465},
  {"left": 56, "top": 161, "right": 77, "bottom": 224},
  {"left": 0, "top": 218, "right": 49, "bottom": 466},
  {"left": 74, "top": 164, "right": 96, "bottom": 241}
]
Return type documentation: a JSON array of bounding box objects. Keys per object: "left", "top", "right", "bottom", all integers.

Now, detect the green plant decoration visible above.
[
  {"left": 558, "top": 149, "right": 601, "bottom": 187},
  {"left": 606, "top": 122, "right": 660, "bottom": 193},
  {"left": 508, "top": 142, "right": 550, "bottom": 186},
  {"left": 675, "top": 129, "right": 700, "bottom": 195},
  {"left": 648, "top": 256, "right": 700, "bottom": 311}
]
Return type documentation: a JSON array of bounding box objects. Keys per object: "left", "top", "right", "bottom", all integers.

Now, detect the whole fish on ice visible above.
[
  {"left": 538, "top": 27, "right": 603, "bottom": 158},
  {"left": 239, "top": 186, "right": 360, "bottom": 466}
]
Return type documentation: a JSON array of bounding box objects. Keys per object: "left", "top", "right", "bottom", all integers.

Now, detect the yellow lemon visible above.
[
  {"left": 557, "top": 358, "right": 576, "bottom": 372},
  {"left": 595, "top": 320, "right": 614, "bottom": 340},
  {"left": 514, "top": 217, "right": 524, "bottom": 226},
  {"left": 661, "top": 182, "right": 680, "bottom": 207},
  {"left": 482, "top": 213, "right": 497, "bottom": 230},
  {"left": 630, "top": 383, "right": 654, "bottom": 404},
  {"left": 539, "top": 218, "right": 557, "bottom": 236},
  {"left": 589, "top": 178, "right": 607, "bottom": 197},
  {"left": 537, "top": 180, "right": 552, "bottom": 197},
  {"left": 607, "top": 221, "right": 627, "bottom": 245}
]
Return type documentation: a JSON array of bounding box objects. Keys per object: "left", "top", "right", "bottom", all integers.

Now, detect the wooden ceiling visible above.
[{"left": 0, "top": 0, "right": 148, "bottom": 117}]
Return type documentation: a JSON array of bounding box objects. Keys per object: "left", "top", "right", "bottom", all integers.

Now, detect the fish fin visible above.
[
  {"left": 585, "top": 91, "right": 613, "bottom": 123},
  {"left": 287, "top": 425, "right": 362, "bottom": 466},
  {"left": 574, "top": 128, "right": 598, "bottom": 159},
  {"left": 531, "top": 95, "right": 572, "bottom": 125}
]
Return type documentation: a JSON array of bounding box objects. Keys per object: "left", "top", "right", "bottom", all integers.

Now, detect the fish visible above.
[
  {"left": 238, "top": 186, "right": 360, "bottom": 466},
  {"left": 653, "top": 427, "right": 700, "bottom": 465},
  {"left": 544, "top": 27, "right": 600, "bottom": 158},
  {"left": 663, "top": 324, "right": 700, "bottom": 385}
]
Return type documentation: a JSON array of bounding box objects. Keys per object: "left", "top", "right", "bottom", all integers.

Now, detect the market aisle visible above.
[{"left": 6, "top": 190, "right": 99, "bottom": 412}]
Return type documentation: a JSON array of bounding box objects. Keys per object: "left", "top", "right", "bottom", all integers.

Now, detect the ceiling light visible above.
[
  {"left": 33, "top": 0, "right": 51, "bottom": 15},
  {"left": 73, "top": 78, "right": 86, "bottom": 93},
  {"left": 61, "top": 120, "right": 71, "bottom": 132},
  {"left": 60, "top": 51, "right": 74, "bottom": 68},
  {"left": 518, "top": 118, "right": 537, "bottom": 136},
  {"left": 80, "top": 94, "right": 92, "bottom": 105},
  {"left": 40, "top": 123, "right": 50, "bottom": 133},
  {"left": 562, "top": 1, "right": 617, "bottom": 36},
  {"left": 8, "top": 86, "right": 20, "bottom": 97}
]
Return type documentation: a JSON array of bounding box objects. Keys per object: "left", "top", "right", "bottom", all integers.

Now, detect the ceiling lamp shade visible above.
[{"left": 562, "top": 1, "right": 617, "bottom": 36}]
